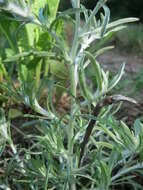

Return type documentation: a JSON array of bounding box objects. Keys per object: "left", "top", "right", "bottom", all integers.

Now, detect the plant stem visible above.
[
  {"left": 68, "top": 1, "right": 80, "bottom": 189},
  {"left": 44, "top": 58, "right": 49, "bottom": 77},
  {"left": 68, "top": 0, "right": 80, "bottom": 152},
  {"left": 69, "top": 64, "right": 77, "bottom": 190}
]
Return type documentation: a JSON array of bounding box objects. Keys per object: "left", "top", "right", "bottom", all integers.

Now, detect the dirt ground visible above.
[
  {"left": 97, "top": 48, "right": 143, "bottom": 97},
  {"left": 97, "top": 49, "right": 143, "bottom": 75},
  {"left": 97, "top": 48, "right": 143, "bottom": 126}
]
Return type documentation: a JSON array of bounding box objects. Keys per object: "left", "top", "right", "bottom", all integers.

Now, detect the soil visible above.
[
  {"left": 97, "top": 48, "right": 143, "bottom": 126},
  {"left": 97, "top": 49, "right": 143, "bottom": 74}
]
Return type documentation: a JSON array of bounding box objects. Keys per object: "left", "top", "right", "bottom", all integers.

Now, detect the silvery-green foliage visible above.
[{"left": 0, "top": 0, "right": 142, "bottom": 189}]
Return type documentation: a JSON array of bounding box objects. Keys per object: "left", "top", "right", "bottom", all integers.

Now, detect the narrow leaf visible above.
[
  {"left": 108, "top": 63, "right": 125, "bottom": 91},
  {"left": 84, "top": 51, "right": 102, "bottom": 90},
  {"left": 100, "top": 5, "right": 110, "bottom": 37}
]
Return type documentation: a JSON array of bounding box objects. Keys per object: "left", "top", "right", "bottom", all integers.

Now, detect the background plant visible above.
[
  {"left": 0, "top": 0, "right": 67, "bottom": 104},
  {"left": 0, "top": 0, "right": 142, "bottom": 190}
]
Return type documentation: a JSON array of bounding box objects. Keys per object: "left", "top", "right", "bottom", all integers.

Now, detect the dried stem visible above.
[{"left": 79, "top": 95, "right": 138, "bottom": 166}]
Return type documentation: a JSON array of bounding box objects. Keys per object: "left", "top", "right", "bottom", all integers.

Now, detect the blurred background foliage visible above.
[
  {"left": 59, "top": 0, "right": 143, "bottom": 21},
  {"left": 59, "top": 0, "right": 143, "bottom": 56}
]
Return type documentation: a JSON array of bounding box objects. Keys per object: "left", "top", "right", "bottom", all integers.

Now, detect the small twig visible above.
[{"left": 79, "top": 95, "right": 138, "bottom": 167}]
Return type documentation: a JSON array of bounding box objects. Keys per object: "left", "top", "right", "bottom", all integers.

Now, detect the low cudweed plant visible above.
[{"left": 0, "top": 0, "right": 142, "bottom": 189}]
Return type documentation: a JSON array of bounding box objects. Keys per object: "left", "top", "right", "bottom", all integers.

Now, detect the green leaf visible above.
[
  {"left": 31, "top": 0, "right": 47, "bottom": 15},
  {"left": 95, "top": 46, "right": 114, "bottom": 57},
  {"left": 100, "top": 161, "right": 111, "bottom": 189},
  {"left": 32, "top": 98, "right": 55, "bottom": 119},
  {"left": 78, "top": 56, "right": 93, "bottom": 102},
  {"left": 107, "top": 17, "right": 139, "bottom": 30},
  {"left": 0, "top": 58, "right": 9, "bottom": 80},
  {"left": 82, "top": 0, "right": 107, "bottom": 33},
  {"left": 84, "top": 51, "right": 102, "bottom": 90},
  {"left": 47, "top": 0, "right": 60, "bottom": 21},
  {"left": 111, "top": 163, "right": 143, "bottom": 182},
  {"left": 100, "top": 5, "right": 110, "bottom": 37},
  {"left": 0, "top": 18, "right": 17, "bottom": 52},
  {"left": 134, "top": 118, "right": 142, "bottom": 136},
  {"left": 120, "top": 121, "right": 137, "bottom": 149},
  {"left": 17, "top": 23, "right": 37, "bottom": 51},
  {"left": 108, "top": 63, "right": 125, "bottom": 91}
]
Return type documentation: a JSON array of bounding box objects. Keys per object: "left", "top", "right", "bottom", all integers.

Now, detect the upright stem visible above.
[
  {"left": 68, "top": 1, "right": 80, "bottom": 189},
  {"left": 68, "top": 63, "right": 77, "bottom": 151},
  {"left": 67, "top": 63, "right": 76, "bottom": 190},
  {"left": 68, "top": 0, "right": 80, "bottom": 151}
]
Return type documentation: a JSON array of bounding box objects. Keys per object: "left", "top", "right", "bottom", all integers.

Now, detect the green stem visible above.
[
  {"left": 68, "top": 1, "right": 80, "bottom": 189},
  {"left": 68, "top": 1, "right": 80, "bottom": 152},
  {"left": 68, "top": 64, "right": 77, "bottom": 190},
  {"left": 68, "top": 64, "right": 76, "bottom": 151},
  {"left": 44, "top": 58, "right": 49, "bottom": 77}
]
